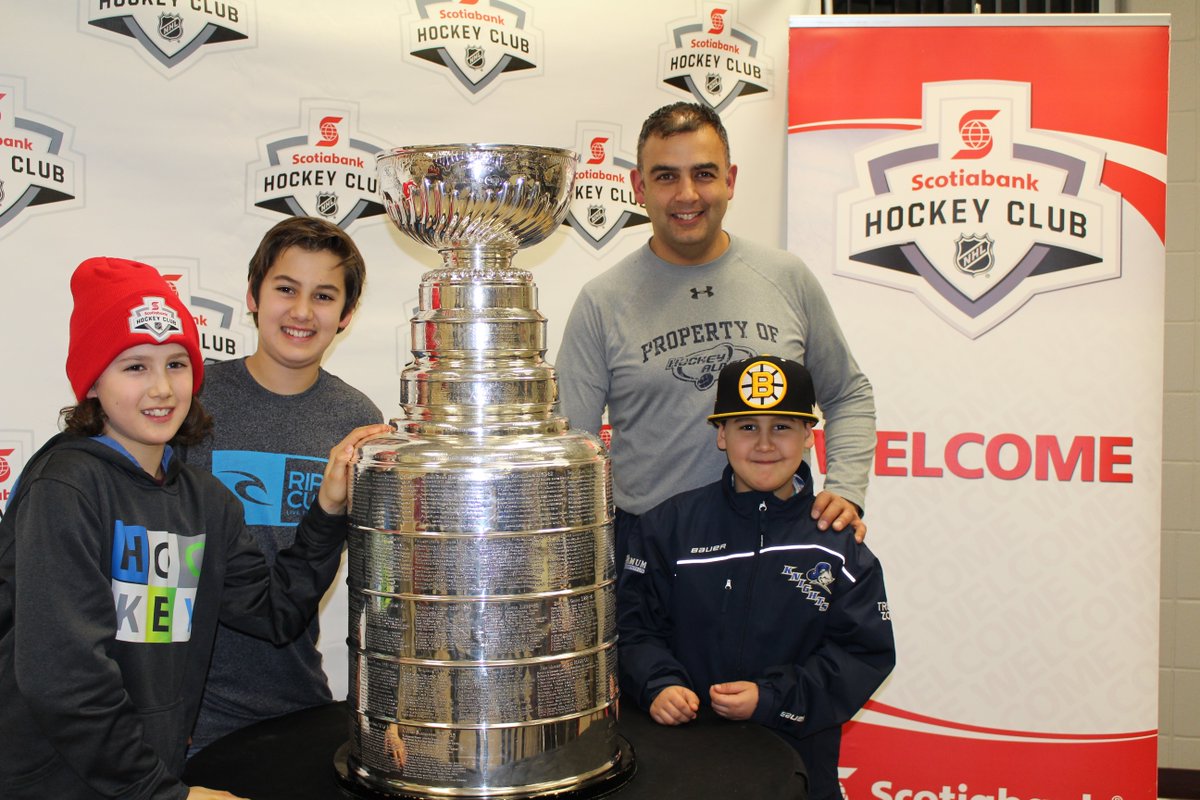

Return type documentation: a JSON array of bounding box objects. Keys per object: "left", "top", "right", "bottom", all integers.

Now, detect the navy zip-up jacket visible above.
[{"left": 617, "top": 461, "right": 895, "bottom": 800}]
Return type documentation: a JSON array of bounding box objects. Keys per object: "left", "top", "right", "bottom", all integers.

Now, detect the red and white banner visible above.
[{"left": 788, "top": 15, "right": 1168, "bottom": 799}]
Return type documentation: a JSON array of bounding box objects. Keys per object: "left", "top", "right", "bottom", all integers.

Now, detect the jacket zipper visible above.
[{"left": 734, "top": 499, "right": 769, "bottom": 676}]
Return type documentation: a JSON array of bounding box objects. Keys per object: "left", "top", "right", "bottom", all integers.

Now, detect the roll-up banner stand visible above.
[{"left": 787, "top": 14, "right": 1168, "bottom": 799}]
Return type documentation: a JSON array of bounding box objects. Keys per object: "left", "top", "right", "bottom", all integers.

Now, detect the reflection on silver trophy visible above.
[{"left": 334, "top": 144, "right": 634, "bottom": 799}]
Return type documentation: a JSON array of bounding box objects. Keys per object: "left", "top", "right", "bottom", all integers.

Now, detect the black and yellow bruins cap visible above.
[{"left": 707, "top": 354, "right": 820, "bottom": 426}]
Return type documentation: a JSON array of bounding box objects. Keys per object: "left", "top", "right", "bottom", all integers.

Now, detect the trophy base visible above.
[{"left": 333, "top": 739, "right": 636, "bottom": 800}]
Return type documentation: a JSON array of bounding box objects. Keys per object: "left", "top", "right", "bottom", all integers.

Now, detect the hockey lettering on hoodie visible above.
[{"left": 110, "top": 520, "right": 205, "bottom": 643}]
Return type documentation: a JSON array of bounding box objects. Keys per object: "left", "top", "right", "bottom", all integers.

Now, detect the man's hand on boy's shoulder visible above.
[
  {"left": 812, "top": 490, "right": 867, "bottom": 543},
  {"left": 316, "top": 423, "right": 395, "bottom": 515},
  {"left": 650, "top": 684, "right": 700, "bottom": 726},
  {"left": 709, "top": 681, "right": 758, "bottom": 721}
]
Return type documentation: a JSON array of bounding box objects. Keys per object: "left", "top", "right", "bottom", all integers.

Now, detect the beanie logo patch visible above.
[{"left": 128, "top": 296, "right": 184, "bottom": 343}]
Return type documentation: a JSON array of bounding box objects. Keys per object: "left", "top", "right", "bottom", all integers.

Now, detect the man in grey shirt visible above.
[{"left": 556, "top": 102, "right": 875, "bottom": 566}]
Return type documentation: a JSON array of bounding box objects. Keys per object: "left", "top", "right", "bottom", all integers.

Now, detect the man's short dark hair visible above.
[
  {"left": 246, "top": 216, "right": 367, "bottom": 329},
  {"left": 636, "top": 102, "right": 732, "bottom": 169}
]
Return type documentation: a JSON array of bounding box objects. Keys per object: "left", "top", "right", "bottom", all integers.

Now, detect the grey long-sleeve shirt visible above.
[{"left": 556, "top": 236, "right": 876, "bottom": 515}]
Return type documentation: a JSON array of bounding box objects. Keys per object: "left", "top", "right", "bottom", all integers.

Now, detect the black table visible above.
[{"left": 183, "top": 702, "right": 806, "bottom": 799}]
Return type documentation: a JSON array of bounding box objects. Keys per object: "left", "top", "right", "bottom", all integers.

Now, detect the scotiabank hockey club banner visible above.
[{"left": 788, "top": 15, "right": 1168, "bottom": 800}]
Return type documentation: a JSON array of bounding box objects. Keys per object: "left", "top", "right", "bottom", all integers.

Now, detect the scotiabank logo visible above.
[
  {"left": 151, "top": 259, "right": 254, "bottom": 364},
  {"left": 953, "top": 110, "right": 999, "bottom": 160},
  {"left": 836, "top": 81, "right": 1121, "bottom": 338},
  {"left": 660, "top": 2, "right": 772, "bottom": 112},
  {"left": 872, "top": 782, "right": 1047, "bottom": 800},
  {"left": 316, "top": 116, "right": 342, "bottom": 147},
  {"left": 0, "top": 433, "right": 31, "bottom": 513},
  {"left": 563, "top": 121, "right": 648, "bottom": 253},
  {"left": 0, "top": 78, "right": 83, "bottom": 239},
  {"left": 248, "top": 100, "right": 386, "bottom": 227},
  {"left": 402, "top": 0, "right": 543, "bottom": 100},
  {"left": 707, "top": 7, "right": 726, "bottom": 34},
  {"left": 586, "top": 137, "right": 607, "bottom": 165}
]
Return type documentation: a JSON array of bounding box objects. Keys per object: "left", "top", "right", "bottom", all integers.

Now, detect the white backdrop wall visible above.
[{"left": 0, "top": 0, "right": 818, "bottom": 704}]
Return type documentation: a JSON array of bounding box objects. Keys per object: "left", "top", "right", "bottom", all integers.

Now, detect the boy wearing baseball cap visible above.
[
  {"left": 0, "top": 257, "right": 388, "bottom": 799},
  {"left": 617, "top": 354, "right": 895, "bottom": 800}
]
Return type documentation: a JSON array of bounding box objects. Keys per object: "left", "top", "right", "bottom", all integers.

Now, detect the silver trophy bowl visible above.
[
  {"left": 336, "top": 145, "right": 632, "bottom": 800},
  {"left": 378, "top": 143, "right": 576, "bottom": 271}
]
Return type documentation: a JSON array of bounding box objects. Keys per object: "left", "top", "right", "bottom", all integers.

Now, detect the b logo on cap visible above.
[{"left": 739, "top": 360, "right": 787, "bottom": 410}]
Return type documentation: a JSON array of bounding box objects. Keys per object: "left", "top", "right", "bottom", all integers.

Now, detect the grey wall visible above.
[{"left": 1122, "top": 0, "right": 1200, "bottom": 771}]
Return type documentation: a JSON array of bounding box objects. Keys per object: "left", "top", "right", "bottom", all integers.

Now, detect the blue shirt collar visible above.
[{"left": 92, "top": 435, "right": 174, "bottom": 475}]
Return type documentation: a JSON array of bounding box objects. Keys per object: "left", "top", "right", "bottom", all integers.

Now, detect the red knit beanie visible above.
[{"left": 66, "top": 257, "right": 205, "bottom": 402}]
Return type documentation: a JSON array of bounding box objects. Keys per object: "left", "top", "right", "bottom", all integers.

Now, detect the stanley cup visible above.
[{"left": 334, "top": 145, "right": 633, "bottom": 799}]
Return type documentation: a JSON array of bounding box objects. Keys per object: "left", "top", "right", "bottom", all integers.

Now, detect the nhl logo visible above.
[
  {"left": 84, "top": 1, "right": 253, "bottom": 74},
  {"left": 316, "top": 191, "right": 339, "bottom": 218},
  {"left": 466, "top": 45, "right": 486, "bottom": 71},
  {"left": 705, "top": 72, "right": 722, "bottom": 96},
  {"left": 954, "top": 234, "right": 994, "bottom": 276},
  {"left": 587, "top": 204, "right": 606, "bottom": 228},
  {"left": 158, "top": 13, "right": 183, "bottom": 42}
]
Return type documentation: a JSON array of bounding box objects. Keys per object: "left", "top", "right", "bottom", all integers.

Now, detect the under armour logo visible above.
[{"left": 690, "top": 286, "right": 714, "bottom": 298}]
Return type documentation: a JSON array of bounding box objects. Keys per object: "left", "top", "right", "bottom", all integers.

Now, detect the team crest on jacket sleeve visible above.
[
  {"left": 835, "top": 81, "right": 1121, "bottom": 338},
  {"left": 782, "top": 562, "right": 833, "bottom": 611}
]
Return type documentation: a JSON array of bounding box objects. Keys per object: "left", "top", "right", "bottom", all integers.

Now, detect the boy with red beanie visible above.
[{"left": 0, "top": 257, "right": 388, "bottom": 800}]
